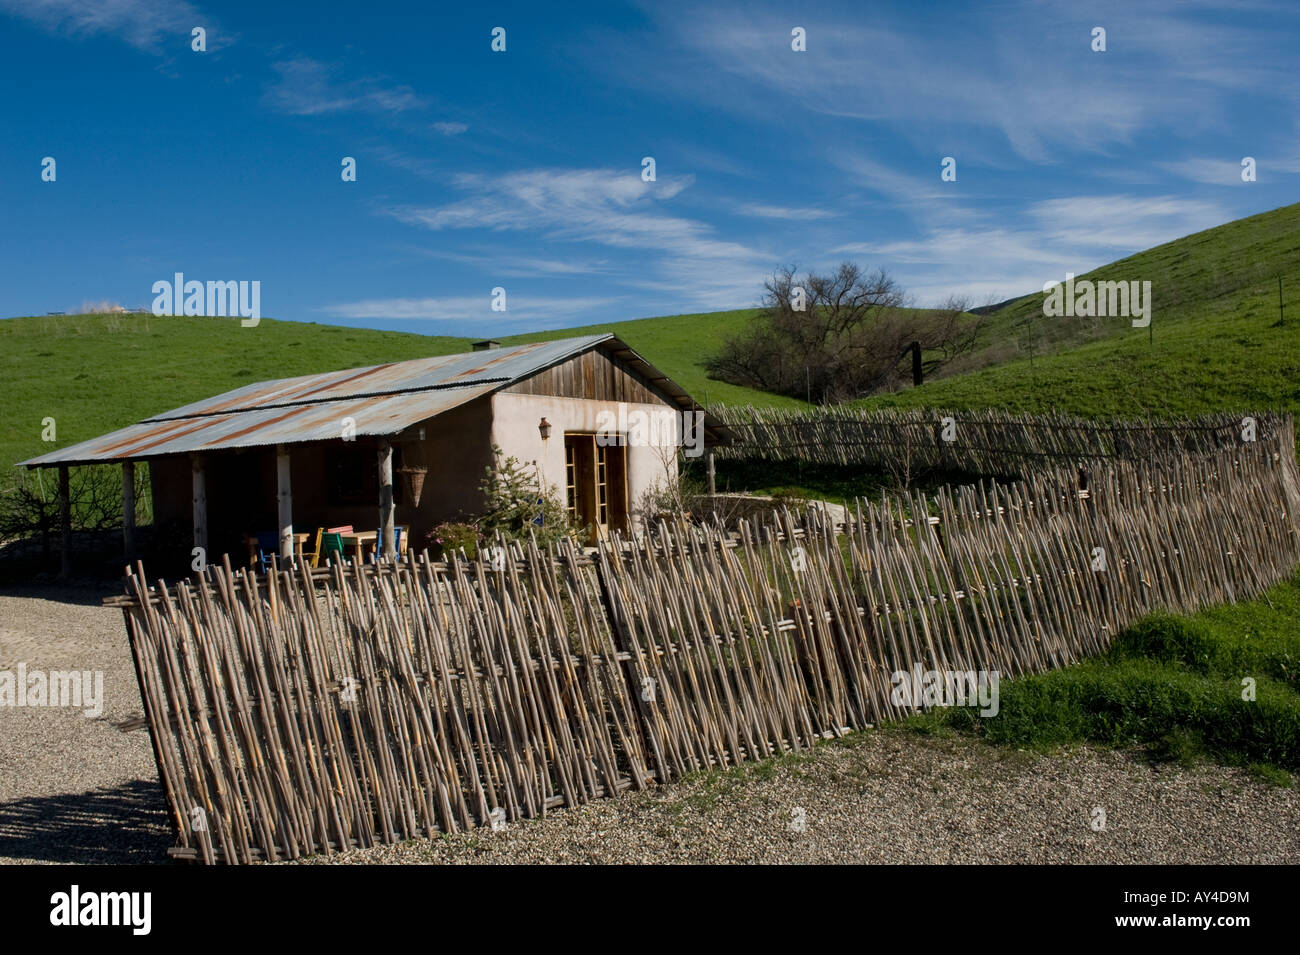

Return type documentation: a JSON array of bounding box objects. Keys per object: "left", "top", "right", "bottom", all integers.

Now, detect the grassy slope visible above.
[
  {"left": 907, "top": 571, "right": 1300, "bottom": 783},
  {"left": 854, "top": 201, "right": 1300, "bottom": 783},
  {"left": 0, "top": 308, "right": 792, "bottom": 476},
  {"left": 862, "top": 200, "right": 1300, "bottom": 417}
]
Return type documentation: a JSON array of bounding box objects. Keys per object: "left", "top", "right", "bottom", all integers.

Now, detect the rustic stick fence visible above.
[
  {"left": 111, "top": 423, "right": 1300, "bottom": 863},
  {"left": 710, "top": 405, "right": 1284, "bottom": 477}
]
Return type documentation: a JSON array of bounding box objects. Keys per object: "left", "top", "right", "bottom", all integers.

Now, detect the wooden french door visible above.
[{"left": 564, "top": 433, "right": 628, "bottom": 541}]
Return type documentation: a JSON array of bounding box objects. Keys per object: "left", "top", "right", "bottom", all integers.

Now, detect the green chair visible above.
[{"left": 321, "top": 532, "right": 348, "bottom": 565}]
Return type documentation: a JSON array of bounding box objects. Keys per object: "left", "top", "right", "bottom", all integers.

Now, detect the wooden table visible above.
[{"left": 341, "top": 530, "right": 378, "bottom": 562}]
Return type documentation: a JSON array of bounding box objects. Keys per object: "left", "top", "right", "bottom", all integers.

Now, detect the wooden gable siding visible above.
[{"left": 504, "top": 347, "right": 676, "bottom": 406}]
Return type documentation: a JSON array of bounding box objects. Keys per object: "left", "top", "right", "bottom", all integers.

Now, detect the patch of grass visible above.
[
  {"left": 670, "top": 745, "right": 817, "bottom": 814},
  {"left": 910, "top": 573, "right": 1300, "bottom": 784}
]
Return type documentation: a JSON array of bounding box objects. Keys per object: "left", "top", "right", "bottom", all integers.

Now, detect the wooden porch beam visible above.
[
  {"left": 378, "top": 440, "right": 395, "bottom": 559},
  {"left": 122, "top": 460, "right": 136, "bottom": 563},
  {"left": 191, "top": 454, "right": 207, "bottom": 559},
  {"left": 58, "top": 465, "right": 71, "bottom": 579},
  {"left": 277, "top": 445, "right": 293, "bottom": 560}
]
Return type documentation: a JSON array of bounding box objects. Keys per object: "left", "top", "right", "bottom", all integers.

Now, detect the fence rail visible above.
[
  {"left": 710, "top": 405, "right": 1285, "bottom": 476},
  {"left": 114, "top": 419, "right": 1300, "bottom": 863}
]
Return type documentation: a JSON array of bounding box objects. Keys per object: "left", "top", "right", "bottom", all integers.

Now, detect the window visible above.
[{"left": 565, "top": 442, "right": 578, "bottom": 522}]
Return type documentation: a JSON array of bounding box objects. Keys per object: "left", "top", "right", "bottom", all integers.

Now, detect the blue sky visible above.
[{"left": 1, "top": 0, "right": 1297, "bottom": 336}]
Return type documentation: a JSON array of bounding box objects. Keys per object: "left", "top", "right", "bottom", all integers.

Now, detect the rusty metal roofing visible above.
[
  {"left": 149, "top": 335, "right": 612, "bottom": 419},
  {"left": 19, "top": 384, "right": 501, "bottom": 467},
  {"left": 19, "top": 333, "right": 736, "bottom": 468}
]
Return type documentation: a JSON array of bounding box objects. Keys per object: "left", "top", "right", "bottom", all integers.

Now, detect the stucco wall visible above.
[{"left": 489, "top": 392, "right": 681, "bottom": 531}]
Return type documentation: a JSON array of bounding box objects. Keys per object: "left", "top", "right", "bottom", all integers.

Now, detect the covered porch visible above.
[
  {"left": 149, "top": 432, "right": 425, "bottom": 570},
  {"left": 30, "top": 429, "right": 430, "bottom": 578}
]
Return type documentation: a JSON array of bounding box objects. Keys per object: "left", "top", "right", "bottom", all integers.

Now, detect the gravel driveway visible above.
[
  {"left": 299, "top": 733, "right": 1300, "bottom": 865},
  {"left": 0, "top": 582, "right": 171, "bottom": 864},
  {"left": 2, "top": 584, "right": 1296, "bottom": 866}
]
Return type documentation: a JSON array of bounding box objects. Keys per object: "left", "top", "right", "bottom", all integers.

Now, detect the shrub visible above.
[
  {"left": 425, "top": 521, "right": 480, "bottom": 560},
  {"left": 477, "top": 446, "right": 574, "bottom": 548}
]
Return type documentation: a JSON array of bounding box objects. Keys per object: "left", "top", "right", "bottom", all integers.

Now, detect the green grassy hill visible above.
[{"left": 863, "top": 200, "right": 1300, "bottom": 417}]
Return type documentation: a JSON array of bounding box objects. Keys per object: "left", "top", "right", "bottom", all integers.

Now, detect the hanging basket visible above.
[{"left": 397, "top": 465, "right": 428, "bottom": 508}]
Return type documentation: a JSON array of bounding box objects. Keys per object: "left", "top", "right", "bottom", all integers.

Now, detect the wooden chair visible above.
[
  {"left": 321, "top": 532, "right": 348, "bottom": 565},
  {"left": 371, "top": 525, "right": 404, "bottom": 562},
  {"left": 299, "top": 527, "right": 324, "bottom": 568},
  {"left": 254, "top": 531, "right": 278, "bottom": 573}
]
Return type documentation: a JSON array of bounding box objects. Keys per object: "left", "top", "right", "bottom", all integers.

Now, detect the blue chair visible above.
[
  {"left": 255, "top": 531, "right": 279, "bottom": 573},
  {"left": 371, "top": 525, "right": 403, "bottom": 562}
]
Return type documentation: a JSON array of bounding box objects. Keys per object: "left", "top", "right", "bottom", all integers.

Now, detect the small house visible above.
[{"left": 21, "top": 334, "right": 735, "bottom": 567}]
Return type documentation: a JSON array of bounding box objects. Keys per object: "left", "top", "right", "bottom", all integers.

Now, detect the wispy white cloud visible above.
[
  {"left": 733, "top": 202, "right": 838, "bottom": 220},
  {"left": 1028, "top": 195, "right": 1227, "bottom": 251},
  {"left": 263, "top": 56, "right": 424, "bottom": 115},
  {"left": 404, "top": 246, "right": 611, "bottom": 277},
  {"left": 432, "top": 121, "right": 468, "bottom": 136},
  {"left": 0, "top": 0, "right": 213, "bottom": 51},
  {"left": 830, "top": 153, "right": 954, "bottom": 206},
  {"left": 320, "top": 294, "right": 619, "bottom": 324},
  {"left": 384, "top": 167, "right": 775, "bottom": 309},
  {"left": 611, "top": 1, "right": 1298, "bottom": 164},
  {"left": 1158, "top": 158, "right": 1250, "bottom": 185},
  {"left": 836, "top": 193, "right": 1230, "bottom": 305},
  {"left": 389, "top": 168, "right": 693, "bottom": 233},
  {"left": 1159, "top": 155, "right": 1300, "bottom": 184},
  {"left": 366, "top": 144, "right": 439, "bottom": 180}
]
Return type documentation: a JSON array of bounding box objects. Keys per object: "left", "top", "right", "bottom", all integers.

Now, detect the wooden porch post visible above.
[
  {"left": 191, "top": 454, "right": 207, "bottom": 558},
  {"left": 58, "top": 465, "right": 71, "bottom": 579},
  {"left": 277, "top": 445, "right": 294, "bottom": 561},
  {"left": 122, "top": 460, "right": 136, "bottom": 562},
  {"left": 378, "top": 440, "right": 395, "bottom": 559},
  {"left": 705, "top": 447, "right": 716, "bottom": 496}
]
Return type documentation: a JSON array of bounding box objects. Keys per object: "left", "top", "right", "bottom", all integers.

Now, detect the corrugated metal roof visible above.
[
  {"left": 147, "top": 335, "right": 612, "bottom": 420},
  {"left": 19, "top": 385, "right": 499, "bottom": 467},
  {"left": 18, "top": 332, "right": 736, "bottom": 468}
]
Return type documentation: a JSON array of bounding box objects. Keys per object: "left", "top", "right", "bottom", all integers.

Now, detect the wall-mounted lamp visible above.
[{"left": 538, "top": 417, "right": 552, "bottom": 441}]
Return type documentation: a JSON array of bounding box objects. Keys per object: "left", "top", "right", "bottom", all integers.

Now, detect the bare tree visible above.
[{"left": 708, "top": 263, "right": 983, "bottom": 403}]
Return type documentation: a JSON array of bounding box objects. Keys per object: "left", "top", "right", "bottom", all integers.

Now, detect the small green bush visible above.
[
  {"left": 426, "top": 521, "right": 480, "bottom": 560},
  {"left": 478, "top": 446, "right": 575, "bottom": 548}
]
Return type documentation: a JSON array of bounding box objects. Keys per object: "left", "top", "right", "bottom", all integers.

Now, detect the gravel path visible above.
[
  {"left": 300, "top": 732, "right": 1300, "bottom": 865},
  {"left": 1, "top": 585, "right": 1295, "bottom": 866},
  {"left": 0, "top": 583, "right": 171, "bottom": 864}
]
